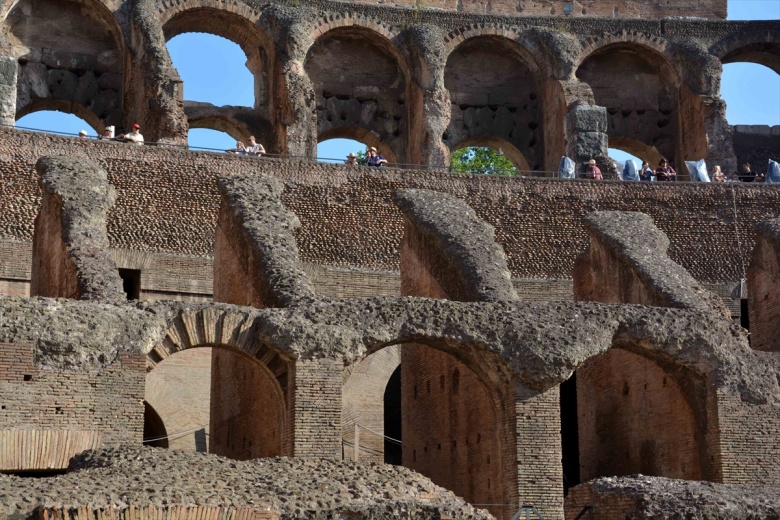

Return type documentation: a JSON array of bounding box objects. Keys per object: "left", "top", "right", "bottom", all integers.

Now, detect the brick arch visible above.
[
  {"left": 579, "top": 31, "right": 679, "bottom": 85},
  {"left": 147, "top": 308, "right": 291, "bottom": 405},
  {"left": 712, "top": 31, "right": 780, "bottom": 75},
  {"left": 16, "top": 99, "right": 105, "bottom": 134},
  {"left": 444, "top": 25, "right": 547, "bottom": 78},
  {"left": 187, "top": 114, "right": 254, "bottom": 143},
  {"left": 450, "top": 137, "right": 532, "bottom": 173},
  {"left": 304, "top": 14, "right": 402, "bottom": 57},
  {"left": 156, "top": 0, "right": 260, "bottom": 28}
]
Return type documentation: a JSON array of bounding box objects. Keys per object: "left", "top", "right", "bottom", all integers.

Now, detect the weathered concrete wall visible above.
[
  {"left": 214, "top": 174, "right": 315, "bottom": 308},
  {"left": 747, "top": 218, "right": 780, "bottom": 352},
  {"left": 30, "top": 156, "right": 124, "bottom": 303},
  {"left": 732, "top": 125, "right": 780, "bottom": 175}
]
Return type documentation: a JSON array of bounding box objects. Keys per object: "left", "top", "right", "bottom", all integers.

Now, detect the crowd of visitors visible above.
[
  {"left": 226, "top": 135, "right": 265, "bottom": 156},
  {"left": 582, "top": 157, "right": 770, "bottom": 183}
]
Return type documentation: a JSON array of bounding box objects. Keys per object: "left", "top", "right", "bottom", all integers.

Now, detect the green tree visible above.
[{"left": 450, "top": 147, "right": 517, "bottom": 176}]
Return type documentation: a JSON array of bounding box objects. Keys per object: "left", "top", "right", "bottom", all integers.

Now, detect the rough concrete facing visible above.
[
  {"left": 577, "top": 211, "right": 732, "bottom": 317},
  {"left": 137, "top": 297, "right": 780, "bottom": 405},
  {"left": 34, "top": 156, "right": 125, "bottom": 303},
  {"left": 0, "top": 296, "right": 167, "bottom": 369},
  {"left": 0, "top": 445, "right": 493, "bottom": 520},
  {"left": 393, "top": 189, "right": 518, "bottom": 302},
  {"left": 216, "top": 174, "right": 316, "bottom": 307},
  {"left": 565, "top": 475, "right": 780, "bottom": 520},
  {"left": 0, "top": 294, "right": 776, "bottom": 404}
]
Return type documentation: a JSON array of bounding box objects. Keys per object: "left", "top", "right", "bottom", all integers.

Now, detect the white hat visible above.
[{"left": 79, "top": 130, "right": 87, "bottom": 136}]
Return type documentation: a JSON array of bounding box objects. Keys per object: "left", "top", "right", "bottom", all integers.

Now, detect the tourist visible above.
[
  {"left": 245, "top": 136, "right": 265, "bottom": 156},
  {"left": 640, "top": 161, "right": 654, "bottom": 181},
  {"left": 366, "top": 147, "right": 387, "bottom": 167},
  {"left": 116, "top": 124, "right": 144, "bottom": 145},
  {"left": 728, "top": 172, "right": 740, "bottom": 183},
  {"left": 98, "top": 126, "right": 114, "bottom": 140},
  {"left": 78, "top": 130, "right": 88, "bottom": 139},
  {"left": 712, "top": 165, "right": 725, "bottom": 182},
  {"left": 655, "top": 158, "right": 676, "bottom": 181},
  {"left": 739, "top": 163, "right": 756, "bottom": 182},
  {"left": 584, "top": 159, "right": 602, "bottom": 180},
  {"left": 227, "top": 141, "right": 247, "bottom": 155},
  {"left": 345, "top": 153, "right": 359, "bottom": 165}
]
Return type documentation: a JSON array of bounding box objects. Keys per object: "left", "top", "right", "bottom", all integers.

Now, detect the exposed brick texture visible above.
[
  {"left": 747, "top": 219, "right": 780, "bottom": 352},
  {"left": 292, "top": 358, "right": 341, "bottom": 459},
  {"left": 0, "top": 342, "right": 145, "bottom": 447},
  {"left": 577, "top": 348, "right": 702, "bottom": 482}
]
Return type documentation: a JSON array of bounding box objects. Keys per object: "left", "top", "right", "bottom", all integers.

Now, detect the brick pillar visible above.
[
  {"left": 565, "top": 105, "right": 608, "bottom": 175},
  {"left": 292, "top": 358, "right": 341, "bottom": 458},
  {"left": 0, "top": 56, "right": 17, "bottom": 128},
  {"left": 515, "top": 383, "right": 564, "bottom": 519}
]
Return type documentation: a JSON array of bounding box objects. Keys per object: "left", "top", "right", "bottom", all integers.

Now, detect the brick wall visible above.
[
  {"left": 209, "top": 348, "right": 285, "bottom": 460},
  {"left": 292, "top": 358, "right": 341, "bottom": 458},
  {"left": 576, "top": 348, "right": 702, "bottom": 482},
  {"left": 30, "top": 191, "right": 79, "bottom": 299},
  {"left": 0, "top": 130, "right": 773, "bottom": 289},
  {"left": 0, "top": 342, "right": 144, "bottom": 448},
  {"left": 732, "top": 126, "right": 780, "bottom": 175}
]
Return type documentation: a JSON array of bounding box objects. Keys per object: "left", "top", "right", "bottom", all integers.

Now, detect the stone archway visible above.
[
  {"left": 444, "top": 36, "right": 544, "bottom": 171},
  {"left": 304, "top": 26, "right": 411, "bottom": 165},
  {"left": 449, "top": 138, "right": 532, "bottom": 173},
  {"left": 577, "top": 42, "right": 681, "bottom": 167},
  {"left": 7, "top": 0, "right": 124, "bottom": 129},
  {"left": 146, "top": 308, "right": 292, "bottom": 459}
]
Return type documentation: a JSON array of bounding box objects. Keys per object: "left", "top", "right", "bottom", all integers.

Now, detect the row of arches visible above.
[
  {"left": 142, "top": 321, "right": 708, "bottom": 520},
  {"left": 5, "top": 0, "right": 779, "bottom": 170}
]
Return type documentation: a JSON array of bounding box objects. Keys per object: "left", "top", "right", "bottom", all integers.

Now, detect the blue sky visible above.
[{"left": 16, "top": 0, "right": 780, "bottom": 168}]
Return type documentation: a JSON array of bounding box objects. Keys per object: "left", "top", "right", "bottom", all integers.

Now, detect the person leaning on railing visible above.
[{"left": 655, "top": 158, "right": 676, "bottom": 181}]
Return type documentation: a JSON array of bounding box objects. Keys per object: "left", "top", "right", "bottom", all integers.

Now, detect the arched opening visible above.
[
  {"left": 722, "top": 62, "right": 780, "bottom": 173},
  {"left": 444, "top": 37, "right": 543, "bottom": 171},
  {"left": 145, "top": 345, "right": 286, "bottom": 460},
  {"left": 577, "top": 44, "right": 679, "bottom": 169},
  {"left": 317, "top": 137, "right": 366, "bottom": 164},
  {"left": 7, "top": 0, "right": 123, "bottom": 129},
  {"left": 450, "top": 143, "right": 526, "bottom": 175},
  {"left": 342, "top": 345, "right": 401, "bottom": 463},
  {"left": 163, "top": 10, "right": 270, "bottom": 111},
  {"left": 384, "top": 365, "right": 402, "bottom": 465},
  {"left": 575, "top": 347, "right": 703, "bottom": 483},
  {"left": 16, "top": 109, "right": 98, "bottom": 138},
  {"left": 143, "top": 401, "right": 169, "bottom": 448},
  {"left": 305, "top": 27, "right": 409, "bottom": 165},
  {"left": 318, "top": 129, "right": 398, "bottom": 165},
  {"left": 608, "top": 145, "right": 657, "bottom": 179},
  {"left": 559, "top": 372, "right": 579, "bottom": 495},
  {"left": 188, "top": 128, "right": 239, "bottom": 153}
]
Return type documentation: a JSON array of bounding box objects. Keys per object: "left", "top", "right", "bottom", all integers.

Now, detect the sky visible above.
[{"left": 16, "top": 0, "right": 780, "bottom": 169}]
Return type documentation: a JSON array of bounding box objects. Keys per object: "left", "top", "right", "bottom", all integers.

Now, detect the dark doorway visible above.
[
  {"left": 144, "top": 401, "right": 169, "bottom": 448},
  {"left": 740, "top": 298, "right": 750, "bottom": 332},
  {"left": 118, "top": 269, "right": 141, "bottom": 300},
  {"left": 560, "top": 372, "right": 580, "bottom": 495},
  {"left": 384, "top": 365, "right": 402, "bottom": 465}
]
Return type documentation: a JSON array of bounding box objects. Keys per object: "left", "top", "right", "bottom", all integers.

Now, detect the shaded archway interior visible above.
[
  {"left": 444, "top": 37, "right": 543, "bottom": 170},
  {"left": 577, "top": 44, "right": 679, "bottom": 167},
  {"left": 7, "top": 0, "right": 123, "bottom": 128},
  {"left": 143, "top": 401, "right": 169, "bottom": 449},
  {"left": 144, "top": 345, "right": 286, "bottom": 460},
  {"left": 305, "top": 27, "right": 409, "bottom": 164}
]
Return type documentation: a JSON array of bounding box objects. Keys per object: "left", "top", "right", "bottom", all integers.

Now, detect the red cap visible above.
[{"left": 132, "top": 123, "right": 140, "bottom": 129}]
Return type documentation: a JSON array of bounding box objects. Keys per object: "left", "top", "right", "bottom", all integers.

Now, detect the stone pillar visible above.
[
  {"left": 0, "top": 56, "right": 17, "bottom": 128},
  {"left": 292, "top": 358, "right": 342, "bottom": 458},
  {"left": 275, "top": 65, "right": 317, "bottom": 159},
  {"left": 124, "top": 3, "right": 187, "bottom": 145},
  {"left": 403, "top": 25, "right": 450, "bottom": 169},
  {"left": 565, "top": 105, "right": 609, "bottom": 174}
]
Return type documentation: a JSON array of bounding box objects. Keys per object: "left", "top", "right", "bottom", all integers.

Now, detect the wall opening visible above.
[
  {"left": 16, "top": 111, "right": 98, "bottom": 139},
  {"left": 167, "top": 33, "right": 254, "bottom": 108},
  {"left": 118, "top": 268, "right": 141, "bottom": 300},
  {"left": 145, "top": 345, "right": 285, "bottom": 460},
  {"left": 384, "top": 365, "right": 402, "bottom": 465},
  {"left": 559, "top": 372, "right": 580, "bottom": 495},
  {"left": 318, "top": 138, "right": 367, "bottom": 164},
  {"left": 143, "top": 401, "right": 169, "bottom": 448},
  {"left": 740, "top": 298, "right": 751, "bottom": 332},
  {"left": 187, "top": 128, "right": 238, "bottom": 153},
  {"left": 450, "top": 145, "right": 521, "bottom": 175}
]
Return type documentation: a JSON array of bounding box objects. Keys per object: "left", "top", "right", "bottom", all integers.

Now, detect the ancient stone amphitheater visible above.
[{"left": 0, "top": 0, "right": 779, "bottom": 519}]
